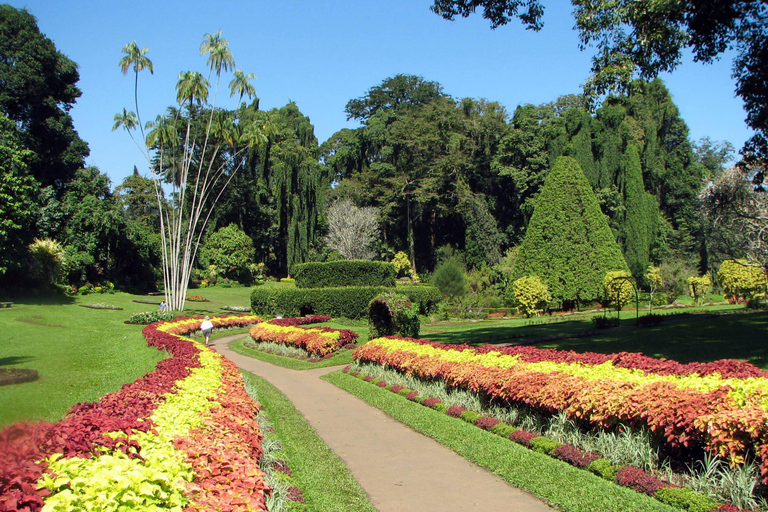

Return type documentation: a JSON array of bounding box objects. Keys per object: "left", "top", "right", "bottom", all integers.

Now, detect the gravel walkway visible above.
[{"left": 214, "top": 334, "right": 557, "bottom": 512}]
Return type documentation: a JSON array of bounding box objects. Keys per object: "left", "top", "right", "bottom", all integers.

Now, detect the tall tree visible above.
[
  {"left": 116, "top": 32, "right": 262, "bottom": 310},
  {"left": 512, "top": 156, "right": 629, "bottom": 308},
  {"left": 0, "top": 5, "right": 89, "bottom": 190},
  {"left": 229, "top": 69, "right": 257, "bottom": 104},
  {"left": 118, "top": 41, "right": 153, "bottom": 140},
  {"left": 0, "top": 113, "right": 38, "bottom": 278}
]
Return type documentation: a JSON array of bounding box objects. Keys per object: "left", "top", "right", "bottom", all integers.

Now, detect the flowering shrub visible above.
[
  {"left": 248, "top": 317, "right": 357, "bottom": 356},
  {"left": 353, "top": 336, "right": 768, "bottom": 481},
  {"left": 0, "top": 314, "right": 269, "bottom": 512}
]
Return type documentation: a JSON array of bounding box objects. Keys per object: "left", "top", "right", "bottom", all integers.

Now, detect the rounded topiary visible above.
[
  {"left": 368, "top": 292, "right": 420, "bottom": 339},
  {"left": 509, "top": 275, "right": 551, "bottom": 317}
]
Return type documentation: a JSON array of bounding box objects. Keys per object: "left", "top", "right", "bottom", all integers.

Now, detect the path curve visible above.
[{"left": 213, "top": 334, "right": 556, "bottom": 512}]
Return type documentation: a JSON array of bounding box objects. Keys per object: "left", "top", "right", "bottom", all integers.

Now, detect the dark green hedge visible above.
[
  {"left": 251, "top": 284, "right": 442, "bottom": 319},
  {"left": 292, "top": 261, "right": 396, "bottom": 288}
]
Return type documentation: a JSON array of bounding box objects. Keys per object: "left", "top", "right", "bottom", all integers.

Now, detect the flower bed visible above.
[
  {"left": 353, "top": 336, "right": 768, "bottom": 483},
  {"left": 342, "top": 365, "right": 756, "bottom": 512},
  {"left": 0, "top": 314, "right": 267, "bottom": 511},
  {"left": 247, "top": 316, "right": 358, "bottom": 357}
]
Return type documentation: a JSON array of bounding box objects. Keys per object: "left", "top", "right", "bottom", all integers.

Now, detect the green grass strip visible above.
[
  {"left": 239, "top": 370, "right": 376, "bottom": 512},
  {"left": 324, "top": 370, "right": 677, "bottom": 512}
]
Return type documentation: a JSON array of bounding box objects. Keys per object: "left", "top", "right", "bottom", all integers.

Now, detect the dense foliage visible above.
[
  {"left": 250, "top": 284, "right": 440, "bottom": 319},
  {"left": 717, "top": 260, "right": 767, "bottom": 303},
  {"left": 509, "top": 275, "right": 550, "bottom": 317},
  {"left": 512, "top": 156, "right": 629, "bottom": 308},
  {"left": 368, "top": 292, "right": 420, "bottom": 338},
  {"left": 292, "top": 260, "right": 396, "bottom": 288}
]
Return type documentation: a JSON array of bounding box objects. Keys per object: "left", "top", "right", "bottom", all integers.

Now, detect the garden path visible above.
[{"left": 214, "top": 334, "right": 556, "bottom": 512}]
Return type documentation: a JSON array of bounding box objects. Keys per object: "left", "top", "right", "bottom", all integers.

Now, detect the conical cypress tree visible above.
[
  {"left": 512, "top": 156, "right": 629, "bottom": 308},
  {"left": 619, "top": 144, "right": 658, "bottom": 280}
]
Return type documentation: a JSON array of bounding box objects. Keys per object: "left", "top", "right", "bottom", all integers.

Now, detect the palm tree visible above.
[
  {"left": 200, "top": 30, "right": 235, "bottom": 81},
  {"left": 229, "top": 69, "right": 257, "bottom": 104},
  {"left": 175, "top": 71, "right": 210, "bottom": 108},
  {"left": 112, "top": 108, "right": 146, "bottom": 156},
  {"left": 118, "top": 41, "right": 153, "bottom": 139}
]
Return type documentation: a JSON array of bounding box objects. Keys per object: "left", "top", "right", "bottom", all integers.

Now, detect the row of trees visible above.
[{"left": 1, "top": 5, "right": 764, "bottom": 312}]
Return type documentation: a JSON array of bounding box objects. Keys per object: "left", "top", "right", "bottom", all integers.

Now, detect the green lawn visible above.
[{"left": 0, "top": 287, "right": 258, "bottom": 427}]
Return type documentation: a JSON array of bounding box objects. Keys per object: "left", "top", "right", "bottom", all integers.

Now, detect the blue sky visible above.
[{"left": 10, "top": 0, "right": 753, "bottom": 186}]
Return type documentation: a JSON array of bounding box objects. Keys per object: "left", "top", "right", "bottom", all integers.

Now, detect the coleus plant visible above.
[
  {"left": 353, "top": 335, "right": 768, "bottom": 483},
  {"left": 0, "top": 314, "right": 268, "bottom": 512}
]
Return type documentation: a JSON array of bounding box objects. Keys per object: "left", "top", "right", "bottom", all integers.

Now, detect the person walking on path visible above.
[{"left": 200, "top": 316, "right": 214, "bottom": 345}]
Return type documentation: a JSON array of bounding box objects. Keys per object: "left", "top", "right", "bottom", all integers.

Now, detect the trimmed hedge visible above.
[
  {"left": 251, "top": 285, "right": 441, "bottom": 319},
  {"left": 292, "top": 261, "right": 396, "bottom": 288}
]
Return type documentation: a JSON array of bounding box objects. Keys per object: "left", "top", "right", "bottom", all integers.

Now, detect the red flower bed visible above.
[
  {"left": 551, "top": 444, "right": 601, "bottom": 469},
  {"left": 0, "top": 314, "right": 267, "bottom": 512},
  {"left": 268, "top": 315, "right": 331, "bottom": 326},
  {"left": 509, "top": 430, "right": 539, "bottom": 447},
  {"left": 615, "top": 466, "right": 673, "bottom": 496},
  {"left": 475, "top": 416, "right": 501, "bottom": 431}
]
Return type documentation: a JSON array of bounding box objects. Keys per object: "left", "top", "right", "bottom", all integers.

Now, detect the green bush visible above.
[
  {"left": 396, "top": 285, "right": 442, "bottom": 314},
  {"left": 459, "top": 411, "right": 481, "bottom": 424},
  {"left": 251, "top": 285, "right": 440, "bottom": 319},
  {"left": 199, "top": 224, "right": 256, "bottom": 283},
  {"left": 654, "top": 487, "right": 718, "bottom": 512},
  {"left": 586, "top": 459, "right": 621, "bottom": 481},
  {"left": 490, "top": 423, "right": 519, "bottom": 438},
  {"left": 718, "top": 259, "right": 767, "bottom": 302},
  {"left": 126, "top": 311, "right": 175, "bottom": 324},
  {"left": 431, "top": 402, "right": 449, "bottom": 413},
  {"left": 509, "top": 275, "right": 551, "bottom": 317},
  {"left": 368, "top": 292, "right": 420, "bottom": 339},
  {"left": 292, "top": 260, "right": 396, "bottom": 289},
  {"left": 430, "top": 258, "right": 466, "bottom": 298},
  {"left": 529, "top": 436, "right": 562, "bottom": 455}
]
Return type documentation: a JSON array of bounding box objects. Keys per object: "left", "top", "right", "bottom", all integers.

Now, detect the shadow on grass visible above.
[
  {"left": 1, "top": 293, "right": 76, "bottom": 306},
  {"left": 426, "top": 318, "right": 595, "bottom": 346},
  {"left": 0, "top": 356, "right": 35, "bottom": 367},
  {"left": 539, "top": 311, "right": 768, "bottom": 368}
]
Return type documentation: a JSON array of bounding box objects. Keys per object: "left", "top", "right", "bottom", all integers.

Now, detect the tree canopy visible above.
[
  {"left": 430, "top": 0, "right": 768, "bottom": 166},
  {"left": 0, "top": 5, "right": 89, "bottom": 190}
]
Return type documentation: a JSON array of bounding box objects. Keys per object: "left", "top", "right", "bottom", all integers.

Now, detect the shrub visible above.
[
  {"left": 251, "top": 285, "right": 438, "bottom": 319},
  {"left": 688, "top": 275, "right": 712, "bottom": 306},
  {"left": 459, "top": 411, "right": 481, "bottom": 424},
  {"left": 491, "top": 423, "right": 518, "bottom": 438},
  {"left": 587, "top": 459, "right": 621, "bottom": 481},
  {"left": 198, "top": 223, "right": 256, "bottom": 282},
  {"left": 551, "top": 444, "right": 601, "bottom": 469},
  {"left": 292, "top": 260, "right": 396, "bottom": 288},
  {"left": 603, "top": 270, "right": 634, "bottom": 309},
  {"left": 397, "top": 388, "right": 414, "bottom": 397},
  {"left": 474, "top": 416, "right": 501, "bottom": 431},
  {"left": 529, "top": 436, "right": 561, "bottom": 455},
  {"left": 431, "top": 402, "right": 449, "bottom": 413},
  {"left": 391, "top": 251, "right": 412, "bottom": 278},
  {"left": 718, "top": 259, "right": 767, "bottom": 303},
  {"left": 654, "top": 487, "right": 718, "bottom": 512},
  {"left": 592, "top": 316, "right": 619, "bottom": 329},
  {"left": 421, "top": 398, "right": 443, "bottom": 409},
  {"left": 615, "top": 466, "right": 672, "bottom": 496},
  {"left": 509, "top": 430, "right": 539, "bottom": 447},
  {"left": 509, "top": 275, "right": 551, "bottom": 317},
  {"left": 430, "top": 258, "right": 466, "bottom": 298},
  {"left": 446, "top": 406, "right": 466, "bottom": 418},
  {"left": 368, "top": 292, "right": 420, "bottom": 339},
  {"left": 396, "top": 285, "right": 442, "bottom": 314},
  {"left": 126, "top": 311, "right": 175, "bottom": 324}
]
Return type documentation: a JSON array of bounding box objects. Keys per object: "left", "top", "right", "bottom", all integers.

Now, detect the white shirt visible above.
[{"left": 200, "top": 320, "right": 214, "bottom": 331}]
